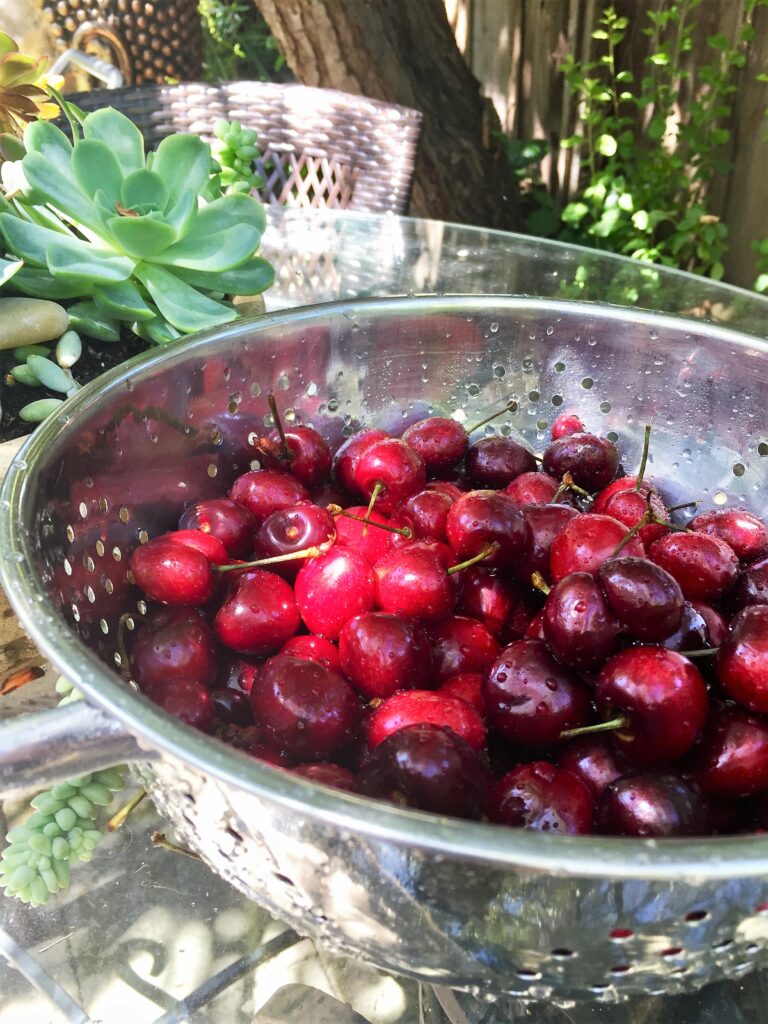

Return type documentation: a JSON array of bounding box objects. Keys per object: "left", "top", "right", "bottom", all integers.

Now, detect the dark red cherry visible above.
[
  {"left": 394, "top": 489, "right": 453, "bottom": 542},
  {"left": 687, "top": 705, "right": 768, "bottom": 798},
  {"left": 358, "top": 723, "right": 489, "bottom": 818},
  {"left": 214, "top": 654, "right": 259, "bottom": 694},
  {"left": 649, "top": 532, "right": 739, "bottom": 601},
  {"left": 295, "top": 548, "right": 377, "bottom": 639},
  {"left": 143, "top": 678, "right": 214, "bottom": 732},
  {"left": 130, "top": 537, "right": 214, "bottom": 606},
  {"left": 264, "top": 424, "right": 332, "bottom": 488},
  {"left": 717, "top": 607, "right": 768, "bottom": 714},
  {"left": 438, "top": 672, "right": 485, "bottom": 714},
  {"left": 401, "top": 417, "right": 468, "bottom": 477},
  {"left": 131, "top": 608, "right": 217, "bottom": 691},
  {"left": 309, "top": 478, "right": 354, "bottom": 509},
  {"left": 425, "top": 480, "right": 465, "bottom": 500},
  {"left": 279, "top": 634, "right": 342, "bottom": 673},
  {"left": 691, "top": 601, "right": 728, "bottom": 647},
  {"left": 691, "top": 508, "right": 767, "bottom": 563},
  {"left": 430, "top": 615, "right": 500, "bottom": 680},
  {"left": 214, "top": 568, "right": 301, "bottom": 654},
  {"left": 550, "top": 513, "right": 644, "bottom": 582},
  {"left": 375, "top": 546, "right": 456, "bottom": 622},
  {"left": 456, "top": 567, "right": 526, "bottom": 638},
  {"left": 729, "top": 555, "right": 768, "bottom": 612},
  {"left": 557, "top": 736, "right": 627, "bottom": 798},
  {"left": 368, "top": 689, "right": 486, "bottom": 751},
  {"left": 211, "top": 688, "right": 253, "bottom": 726},
  {"left": 504, "top": 471, "right": 561, "bottom": 507},
  {"left": 513, "top": 503, "right": 579, "bottom": 586},
  {"left": 594, "top": 647, "right": 708, "bottom": 765},
  {"left": 593, "top": 476, "right": 639, "bottom": 513},
  {"left": 338, "top": 612, "right": 432, "bottom": 699},
  {"left": 551, "top": 412, "right": 585, "bottom": 439},
  {"left": 601, "top": 486, "right": 670, "bottom": 547},
  {"left": 255, "top": 504, "right": 336, "bottom": 577},
  {"left": 446, "top": 490, "right": 529, "bottom": 569},
  {"left": 252, "top": 655, "right": 361, "bottom": 760},
  {"left": 543, "top": 573, "right": 621, "bottom": 670},
  {"left": 466, "top": 436, "right": 536, "bottom": 489},
  {"left": 487, "top": 762, "right": 595, "bottom": 834},
  {"left": 525, "top": 610, "right": 546, "bottom": 639},
  {"left": 334, "top": 505, "right": 395, "bottom": 566},
  {"left": 229, "top": 469, "right": 309, "bottom": 526},
  {"left": 332, "top": 428, "right": 390, "bottom": 493},
  {"left": 542, "top": 432, "right": 619, "bottom": 492},
  {"left": 162, "top": 529, "right": 230, "bottom": 565},
  {"left": 484, "top": 639, "right": 591, "bottom": 746},
  {"left": 597, "top": 556, "right": 684, "bottom": 641},
  {"left": 291, "top": 762, "right": 357, "bottom": 791},
  {"left": 598, "top": 772, "right": 708, "bottom": 837},
  {"left": 179, "top": 498, "right": 257, "bottom": 559},
  {"left": 662, "top": 601, "right": 711, "bottom": 652},
  {"left": 351, "top": 438, "right": 426, "bottom": 514}
]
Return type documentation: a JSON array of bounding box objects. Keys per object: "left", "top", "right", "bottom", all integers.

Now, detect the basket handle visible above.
[{"left": 0, "top": 701, "right": 154, "bottom": 799}]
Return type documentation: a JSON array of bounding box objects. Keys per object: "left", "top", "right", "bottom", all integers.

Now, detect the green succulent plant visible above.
[{"left": 0, "top": 105, "right": 273, "bottom": 337}]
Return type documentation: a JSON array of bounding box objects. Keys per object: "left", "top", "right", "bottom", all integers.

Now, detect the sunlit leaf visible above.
[{"left": 134, "top": 262, "right": 238, "bottom": 332}]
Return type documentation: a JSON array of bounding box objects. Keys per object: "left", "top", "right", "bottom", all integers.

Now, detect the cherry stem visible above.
[
  {"left": 466, "top": 399, "right": 516, "bottom": 434},
  {"left": 447, "top": 542, "right": 499, "bottom": 575},
  {"left": 214, "top": 546, "right": 323, "bottom": 573},
  {"left": 668, "top": 500, "right": 700, "bottom": 513},
  {"left": 611, "top": 516, "right": 648, "bottom": 557},
  {"left": 151, "top": 831, "right": 201, "bottom": 861},
  {"left": 680, "top": 648, "right": 720, "bottom": 658},
  {"left": 335, "top": 510, "right": 412, "bottom": 538},
  {"left": 107, "top": 790, "right": 147, "bottom": 832},
  {"left": 560, "top": 715, "right": 631, "bottom": 740},
  {"left": 551, "top": 471, "right": 591, "bottom": 503},
  {"left": 530, "top": 571, "right": 551, "bottom": 595},
  {"left": 267, "top": 391, "right": 293, "bottom": 463},
  {"left": 362, "top": 481, "right": 383, "bottom": 537},
  {"left": 634, "top": 424, "right": 652, "bottom": 490},
  {"left": 117, "top": 610, "right": 147, "bottom": 680}
]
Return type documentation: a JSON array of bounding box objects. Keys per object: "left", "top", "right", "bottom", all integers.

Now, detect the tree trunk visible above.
[{"left": 253, "top": 0, "right": 521, "bottom": 229}]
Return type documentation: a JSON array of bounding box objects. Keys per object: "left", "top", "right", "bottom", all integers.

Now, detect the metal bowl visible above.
[{"left": 2, "top": 296, "right": 768, "bottom": 1003}]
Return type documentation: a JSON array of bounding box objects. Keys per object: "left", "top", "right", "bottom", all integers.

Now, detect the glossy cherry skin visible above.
[
  {"left": 466, "top": 436, "right": 537, "bottom": 489},
  {"left": 229, "top": 469, "right": 309, "bottom": 526},
  {"left": 484, "top": 639, "right": 591, "bottom": 746},
  {"left": 130, "top": 538, "right": 214, "bottom": 606},
  {"left": 351, "top": 438, "right": 426, "bottom": 514},
  {"left": 691, "top": 508, "right": 767, "bottom": 563},
  {"left": 430, "top": 615, "right": 500, "bottom": 681},
  {"left": 594, "top": 647, "right": 708, "bottom": 766},
  {"left": 295, "top": 548, "right": 377, "bottom": 639},
  {"left": 598, "top": 772, "right": 708, "bottom": 837},
  {"left": 687, "top": 705, "right": 768, "bottom": 798},
  {"left": 550, "top": 513, "right": 645, "bottom": 583},
  {"left": 601, "top": 486, "right": 670, "bottom": 547},
  {"left": 143, "top": 678, "right": 214, "bottom": 732},
  {"left": 334, "top": 505, "right": 395, "bottom": 566},
  {"left": 368, "top": 689, "right": 487, "bottom": 751},
  {"left": 597, "top": 556, "right": 684, "bottom": 642},
  {"left": 279, "top": 634, "right": 342, "bottom": 673},
  {"left": 426, "top": 480, "right": 465, "bottom": 500},
  {"left": 592, "top": 476, "right": 639, "bottom": 513},
  {"left": 394, "top": 489, "right": 453, "bottom": 542},
  {"left": 162, "top": 529, "right": 230, "bottom": 565},
  {"left": 252, "top": 655, "right": 361, "bottom": 760},
  {"left": 358, "top": 723, "right": 489, "bottom": 819},
  {"left": 401, "top": 417, "right": 468, "bottom": 477},
  {"left": 730, "top": 556, "right": 768, "bottom": 612},
  {"left": 214, "top": 568, "right": 301, "bottom": 655},
  {"left": 662, "top": 601, "right": 711, "bottom": 653},
  {"left": 291, "top": 762, "right": 357, "bottom": 791},
  {"left": 179, "top": 498, "right": 257, "bottom": 559},
  {"left": 513, "top": 503, "right": 579, "bottom": 586},
  {"left": 691, "top": 601, "right": 728, "bottom": 647},
  {"left": 446, "top": 490, "right": 529, "bottom": 570},
  {"left": 551, "top": 412, "right": 585, "bottom": 440},
  {"left": 255, "top": 503, "right": 336, "bottom": 577},
  {"left": 332, "top": 428, "right": 390, "bottom": 493},
  {"left": 649, "top": 532, "right": 739, "bottom": 602},
  {"left": 131, "top": 608, "right": 217, "bottom": 691},
  {"left": 504, "top": 471, "right": 561, "bottom": 507},
  {"left": 338, "top": 612, "right": 433, "bottom": 699},
  {"left": 487, "top": 762, "right": 595, "bottom": 834},
  {"left": 264, "top": 424, "right": 332, "bottom": 488},
  {"left": 456, "top": 567, "right": 524, "bottom": 638},
  {"left": 717, "top": 607, "right": 768, "bottom": 713},
  {"left": 557, "top": 737, "right": 627, "bottom": 798},
  {"left": 375, "top": 546, "right": 456, "bottom": 622},
  {"left": 214, "top": 654, "right": 260, "bottom": 695},
  {"left": 543, "top": 573, "right": 621, "bottom": 670},
  {"left": 542, "top": 432, "right": 619, "bottom": 492},
  {"left": 438, "top": 672, "right": 485, "bottom": 714},
  {"left": 211, "top": 688, "right": 253, "bottom": 726}
]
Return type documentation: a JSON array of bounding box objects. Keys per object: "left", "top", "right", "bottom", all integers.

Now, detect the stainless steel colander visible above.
[{"left": 2, "top": 296, "right": 768, "bottom": 1005}]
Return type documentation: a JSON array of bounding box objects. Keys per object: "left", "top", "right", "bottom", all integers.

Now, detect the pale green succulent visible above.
[{"left": 0, "top": 105, "right": 273, "bottom": 338}]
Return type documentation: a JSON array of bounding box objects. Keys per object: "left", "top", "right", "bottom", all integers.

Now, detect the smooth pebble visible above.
[{"left": 0, "top": 299, "right": 69, "bottom": 350}]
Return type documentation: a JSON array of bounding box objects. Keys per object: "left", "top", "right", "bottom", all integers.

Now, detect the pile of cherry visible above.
[{"left": 126, "top": 399, "right": 768, "bottom": 839}]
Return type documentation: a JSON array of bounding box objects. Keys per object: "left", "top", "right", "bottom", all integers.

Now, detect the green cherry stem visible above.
[
  {"left": 362, "top": 481, "right": 383, "bottom": 536},
  {"left": 560, "top": 715, "right": 631, "bottom": 741},
  {"left": 213, "top": 546, "right": 324, "bottom": 573},
  {"left": 466, "top": 399, "right": 516, "bottom": 434},
  {"left": 334, "top": 510, "right": 412, "bottom": 538},
  {"left": 634, "top": 424, "right": 652, "bottom": 490},
  {"left": 107, "top": 790, "right": 147, "bottom": 832},
  {"left": 531, "top": 572, "right": 552, "bottom": 596},
  {"left": 679, "top": 648, "right": 720, "bottom": 658},
  {"left": 446, "top": 543, "right": 500, "bottom": 575},
  {"left": 668, "top": 500, "right": 701, "bottom": 513}
]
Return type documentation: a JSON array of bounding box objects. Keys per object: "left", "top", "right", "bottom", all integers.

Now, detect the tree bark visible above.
[{"left": 253, "top": 0, "right": 521, "bottom": 229}]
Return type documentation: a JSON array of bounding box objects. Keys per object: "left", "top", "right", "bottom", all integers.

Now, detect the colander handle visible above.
[{"left": 0, "top": 701, "right": 155, "bottom": 799}]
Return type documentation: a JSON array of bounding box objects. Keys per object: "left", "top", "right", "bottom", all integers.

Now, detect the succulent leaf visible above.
[
  {"left": 9, "top": 266, "right": 88, "bottom": 299},
  {"left": 93, "top": 279, "right": 155, "bottom": 321},
  {"left": 120, "top": 168, "right": 169, "bottom": 215},
  {"left": 82, "top": 108, "right": 144, "bottom": 174},
  {"left": 154, "top": 223, "right": 261, "bottom": 273},
  {"left": 152, "top": 133, "right": 213, "bottom": 204},
  {"left": 162, "top": 189, "right": 197, "bottom": 236},
  {"left": 46, "top": 238, "right": 134, "bottom": 285},
  {"left": 106, "top": 213, "right": 178, "bottom": 258},
  {"left": 66, "top": 300, "right": 120, "bottom": 340},
  {"left": 174, "top": 257, "right": 274, "bottom": 295},
  {"left": 135, "top": 262, "right": 238, "bottom": 332},
  {"left": 71, "top": 139, "right": 123, "bottom": 206},
  {"left": 0, "top": 254, "right": 21, "bottom": 285}
]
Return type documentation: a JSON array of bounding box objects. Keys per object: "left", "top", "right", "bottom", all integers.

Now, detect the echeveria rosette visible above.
[{"left": 0, "top": 107, "right": 273, "bottom": 337}]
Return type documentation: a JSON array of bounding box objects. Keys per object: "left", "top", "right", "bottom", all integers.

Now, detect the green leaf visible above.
[
  {"left": 0, "top": 214, "right": 61, "bottom": 267},
  {"left": 21, "top": 122, "right": 101, "bottom": 232},
  {"left": 632, "top": 209, "right": 650, "bottom": 231},
  {"left": 592, "top": 28, "right": 609, "bottom": 39},
  {"left": 648, "top": 116, "right": 666, "bottom": 141},
  {"left": 151, "top": 133, "right": 213, "bottom": 204},
  {"left": 154, "top": 223, "right": 261, "bottom": 272},
  {"left": 162, "top": 189, "right": 197, "bottom": 236},
  {"left": 596, "top": 133, "right": 618, "bottom": 157},
  {"left": 131, "top": 314, "right": 183, "bottom": 345},
  {"left": 134, "top": 262, "right": 238, "bottom": 332},
  {"left": 9, "top": 267, "right": 89, "bottom": 300},
  {"left": 120, "top": 169, "right": 169, "bottom": 214},
  {"left": 83, "top": 108, "right": 144, "bottom": 175},
  {"left": 66, "top": 300, "right": 121, "bottom": 341},
  {"left": 47, "top": 238, "right": 134, "bottom": 286},
  {"left": 93, "top": 280, "right": 156, "bottom": 321},
  {"left": 106, "top": 213, "right": 178, "bottom": 258},
  {"left": 561, "top": 201, "right": 589, "bottom": 225},
  {"left": 754, "top": 273, "right": 768, "bottom": 293},
  {"left": 0, "top": 256, "right": 23, "bottom": 288},
  {"left": 71, "top": 140, "right": 124, "bottom": 207},
  {"left": 649, "top": 52, "right": 669, "bottom": 65},
  {"left": 174, "top": 256, "right": 275, "bottom": 295}
]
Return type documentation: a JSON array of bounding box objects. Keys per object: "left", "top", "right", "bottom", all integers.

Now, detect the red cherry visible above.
[
  {"left": 214, "top": 654, "right": 259, "bottom": 694},
  {"left": 484, "top": 639, "right": 591, "bottom": 746},
  {"left": 292, "top": 762, "right": 357, "bottom": 791},
  {"left": 263, "top": 424, "right": 332, "bottom": 488},
  {"left": 214, "top": 568, "right": 301, "bottom": 654},
  {"left": 332, "top": 428, "right": 390, "bottom": 493},
  {"left": 649, "top": 532, "right": 739, "bottom": 601},
  {"left": 592, "top": 476, "right": 639, "bottom": 513},
  {"left": 438, "top": 672, "right": 485, "bottom": 714},
  {"left": 594, "top": 647, "right": 708, "bottom": 765},
  {"left": 338, "top": 612, "right": 433, "bottom": 699},
  {"left": 211, "top": 688, "right": 253, "bottom": 726},
  {"left": 393, "top": 489, "right": 453, "bottom": 542},
  {"left": 143, "top": 678, "right": 214, "bottom": 732},
  {"left": 543, "top": 573, "right": 621, "bottom": 670},
  {"left": 375, "top": 546, "right": 456, "bottom": 622},
  {"left": 130, "top": 537, "right": 214, "bottom": 606},
  {"left": 551, "top": 412, "right": 585, "bottom": 440},
  {"left": 550, "top": 513, "right": 645, "bottom": 582},
  {"left": 445, "top": 490, "right": 529, "bottom": 569},
  {"left": 557, "top": 736, "right": 627, "bottom": 798},
  {"left": 229, "top": 469, "right": 309, "bottom": 526},
  {"left": 254, "top": 504, "right": 336, "bottom": 578},
  {"left": 504, "top": 471, "right": 561, "bottom": 507},
  {"left": 687, "top": 705, "right": 768, "bottom": 798},
  {"left": 252, "top": 655, "right": 361, "bottom": 760},
  {"left": 279, "top": 634, "right": 341, "bottom": 673},
  {"left": 368, "top": 689, "right": 486, "bottom": 751},
  {"left": 131, "top": 608, "right": 217, "bottom": 691},
  {"left": 513, "top": 503, "right": 579, "bottom": 586},
  {"left": 717, "top": 607, "right": 768, "bottom": 713},
  {"left": 333, "top": 505, "right": 396, "bottom": 565},
  {"left": 525, "top": 609, "right": 546, "bottom": 639},
  {"left": 691, "top": 601, "right": 728, "bottom": 647},
  {"left": 598, "top": 772, "right": 708, "bottom": 837},
  {"left": 466, "top": 436, "right": 536, "bottom": 489},
  {"left": 179, "top": 498, "right": 257, "bottom": 559},
  {"left": 542, "top": 432, "right": 619, "bottom": 492},
  {"left": 691, "top": 508, "right": 767, "bottom": 563},
  {"left": 662, "top": 601, "right": 712, "bottom": 653},
  {"left": 350, "top": 438, "right": 426, "bottom": 514},
  {"left": 430, "top": 615, "right": 500, "bottom": 680},
  {"left": 730, "top": 556, "right": 768, "bottom": 612},
  {"left": 601, "top": 487, "right": 670, "bottom": 547},
  {"left": 162, "top": 529, "right": 230, "bottom": 565},
  {"left": 401, "top": 417, "right": 468, "bottom": 477},
  {"left": 487, "top": 762, "right": 595, "bottom": 834},
  {"left": 596, "top": 556, "right": 684, "bottom": 642},
  {"left": 456, "top": 567, "right": 526, "bottom": 638},
  {"left": 295, "top": 548, "right": 377, "bottom": 639},
  {"left": 425, "top": 480, "right": 465, "bottom": 500}
]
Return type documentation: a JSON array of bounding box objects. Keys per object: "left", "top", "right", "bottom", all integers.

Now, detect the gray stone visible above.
[{"left": 0, "top": 298, "right": 68, "bottom": 350}]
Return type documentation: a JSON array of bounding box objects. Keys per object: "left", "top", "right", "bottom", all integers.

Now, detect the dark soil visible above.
[{"left": 0, "top": 331, "right": 151, "bottom": 443}]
